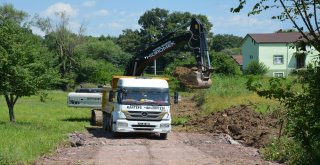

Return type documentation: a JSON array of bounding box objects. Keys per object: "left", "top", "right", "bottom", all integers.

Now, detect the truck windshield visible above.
[{"left": 120, "top": 87, "right": 169, "bottom": 106}]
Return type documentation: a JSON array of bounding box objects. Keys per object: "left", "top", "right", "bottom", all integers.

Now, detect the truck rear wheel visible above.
[{"left": 159, "top": 133, "right": 168, "bottom": 140}]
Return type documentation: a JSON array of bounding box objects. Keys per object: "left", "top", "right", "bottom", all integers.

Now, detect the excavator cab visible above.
[{"left": 124, "top": 18, "right": 213, "bottom": 89}]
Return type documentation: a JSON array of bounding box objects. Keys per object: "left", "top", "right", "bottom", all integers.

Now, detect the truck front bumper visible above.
[{"left": 114, "top": 119, "right": 171, "bottom": 133}]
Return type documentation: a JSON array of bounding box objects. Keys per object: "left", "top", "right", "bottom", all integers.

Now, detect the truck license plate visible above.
[{"left": 138, "top": 122, "right": 150, "bottom": 125}]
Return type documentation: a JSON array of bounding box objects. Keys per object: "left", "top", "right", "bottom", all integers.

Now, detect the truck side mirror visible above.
[
  {"left": 174, "top": 91, "right": 179, "bottom": 104},
  {"left": 108, "top": 91, "right": 114, "bottom": 102}
]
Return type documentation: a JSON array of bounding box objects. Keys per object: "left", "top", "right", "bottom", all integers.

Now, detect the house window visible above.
[
  {"left": 274, "top": 72, "right": 284, "bottom": 78},
  {"left": 273, "top": 55, "right": 284, "bottom": 64},
  {"left": 250, "top": 55, "right": 253, "bottom": 59}
]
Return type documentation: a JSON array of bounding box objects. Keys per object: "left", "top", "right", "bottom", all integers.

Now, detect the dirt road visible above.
[{"left": 36, "top": 128, "right": 278, "bottom": 165}]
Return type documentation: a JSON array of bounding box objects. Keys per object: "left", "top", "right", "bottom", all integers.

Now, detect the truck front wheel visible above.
[
  {"left": 159, "top": 133, "right": 168, "bottom": 140},
  {"left": 110, "top": 116, "right": 120, "bottom": 138}
]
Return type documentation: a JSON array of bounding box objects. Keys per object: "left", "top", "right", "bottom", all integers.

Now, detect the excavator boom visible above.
[{"left": 124, "top": 18, "right": 213, "bottom": 89}]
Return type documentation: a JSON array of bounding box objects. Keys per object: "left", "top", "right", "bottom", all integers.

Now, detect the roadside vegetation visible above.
[
  {"left": 232, "top": 1, "right": 320, "bottom": 164},
  {"left": 0, "top": 91, "right": 90, "bottom": 164},
  {"left": 196, "top": 75, "right": 280, "bottom": 115}
]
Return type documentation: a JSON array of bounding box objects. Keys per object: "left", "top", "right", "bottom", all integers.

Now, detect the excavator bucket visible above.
[{"left": 173, "top": 66, "right": 212, "bottom": 89}]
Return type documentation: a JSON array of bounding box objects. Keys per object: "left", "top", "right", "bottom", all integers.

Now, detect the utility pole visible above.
[{"left": 154, "top": 59, "right": 157, "bottom": 75}]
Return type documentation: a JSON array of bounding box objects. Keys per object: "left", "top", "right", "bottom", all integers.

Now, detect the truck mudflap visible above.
[{"left": 113, "top": 119, "right": 171, "bottom": 133}]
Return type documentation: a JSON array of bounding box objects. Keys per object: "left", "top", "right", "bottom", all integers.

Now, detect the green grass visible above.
[
  {"left": 171, "top": 116, "right": 189, "bottom": 126},
  {"left": 200, "top": 75, "right": 281, "bottom": 115},
  {"left": 0, "top": 91, "right": 91, "bottom": 165}
]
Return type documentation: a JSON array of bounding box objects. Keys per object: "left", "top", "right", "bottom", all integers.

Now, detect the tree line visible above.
[{"left": 0, "top": 4, "right": 242, "bottom": 122}]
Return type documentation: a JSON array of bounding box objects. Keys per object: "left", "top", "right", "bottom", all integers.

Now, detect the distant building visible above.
[
  {"left": 241, "top": 32, "right": 319, "bottom": 77},
  {"left": 231, "top": 55, "right": 243, "bottom": 71}
]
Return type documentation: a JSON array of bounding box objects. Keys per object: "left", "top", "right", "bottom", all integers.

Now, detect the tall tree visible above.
[
  {"left": 0, "top": 3, "right": 26, "bottom": 24},
  {"left": 210, "top": 34, "right": 243, "bottom": 52},
  {"left": 0, "top": 4, "right": 59, "bottom": 122},
  {"left": 35, "top": 12, "right": 85, "bottom": 90},
  {"left": 74, "top": 37, "right": 130, "bottom": 84},
  {"left": 117, "top": 29, "right": 142, "bottom": 53}
]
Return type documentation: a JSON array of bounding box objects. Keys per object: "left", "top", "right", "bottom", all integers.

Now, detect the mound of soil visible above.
[
  {"left": 188, "top": 105, "right": 278, "bottom": 148},
  {"left": 173, "top": 66, "right": 202, "bottom": 88}
]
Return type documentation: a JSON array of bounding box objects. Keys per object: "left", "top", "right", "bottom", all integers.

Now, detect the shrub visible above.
[
  {"left": 210, "top": 51, "right": 242, "bottom": 75},
  {"left": 244, "top": 60, "right": 268, "bottom": 75},
  {"left": 262, "top": 136, "right": 308, "bottom": 164},
  {"left": 171, "top": 117, "right": 189, "bottom": 126},
  {"left": 193, "top": 90, "right": 206, "bottom": 106},
  {"left": 246, "top": 65, "right": 320, "bottom": 164}
]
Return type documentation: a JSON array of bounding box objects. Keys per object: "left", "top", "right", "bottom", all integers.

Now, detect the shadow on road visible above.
[{"left": 86, "top": 126, "right": 163, "bottom": 140}]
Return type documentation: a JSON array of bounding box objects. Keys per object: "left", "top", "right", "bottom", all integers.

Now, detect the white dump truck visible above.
[
  {"left": 68, "top": 76, "right": 176, "bottom": 139},
  {"left": 101, "top": 76, "right": 175, "bottom": 139}
]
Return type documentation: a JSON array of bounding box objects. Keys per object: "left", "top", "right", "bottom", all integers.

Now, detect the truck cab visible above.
[{"left": 102, "top": 77, "right": 172, "bottom": 139}]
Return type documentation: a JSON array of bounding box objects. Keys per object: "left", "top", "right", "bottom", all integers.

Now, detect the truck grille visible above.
[
  {"left": 123, "top": 111, "right": 166, "bottom": 121},
  {"left": 132, "top": 125, "right": 156, "bottom": 131}
]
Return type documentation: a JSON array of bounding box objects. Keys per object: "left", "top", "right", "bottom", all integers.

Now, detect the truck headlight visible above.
[
  {"left": 117, "top": 122, "right": 128, "bottom": 127},
  {"left": 162, "top": 113, "right": 170, "bottom": 120},
  {"left": 160, "top": 123, "right": 170, "bottom": 128}
]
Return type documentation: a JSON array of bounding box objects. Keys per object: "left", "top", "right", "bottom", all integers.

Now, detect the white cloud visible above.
[
  {"left": 215, "top": 15, "right": 275, "bottom": 28},
  {"left": 108, "top": 22, "right": 123, "bottom": 29},
  {"left": 86, "top": 10, "right": 142, "bottom": 36},
  {"left": 94, "top": 9, "right": 109, "bottom": 16},
  {"left": 99, "top": 22, "right": 123, "bottom": 29},
  {"left": 211, "top": 15, "right": 282, "bottom": 36},
  {"left": 82, "top": 0, "right": 96, "bottom": 8},
  {"left": 44, "top": 3, "right": 77, "bottom": 18}
]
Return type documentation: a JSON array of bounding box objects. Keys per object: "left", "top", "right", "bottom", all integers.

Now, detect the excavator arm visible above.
[{"left": 124, "top": 18, "right": 213, "bottom": 89}]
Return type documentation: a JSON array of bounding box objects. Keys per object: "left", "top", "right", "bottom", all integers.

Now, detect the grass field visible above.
[{"left": 0, "top": 91, "right": 91, "bottom": 165}]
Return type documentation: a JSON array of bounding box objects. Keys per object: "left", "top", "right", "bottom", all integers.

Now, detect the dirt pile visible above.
[
  {"left": 173, "top": 66, "right": 212, "bottom": 89},
  {"left": 173, "top": 66, "right": 198, "bottom": 87},
  {"left": 188, "top": 105, "right": 278, "bottom": 148}
]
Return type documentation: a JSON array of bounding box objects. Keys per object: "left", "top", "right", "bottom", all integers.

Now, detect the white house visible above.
[{"left": 241, "top": 32, "right": 319, "bottom": 77}]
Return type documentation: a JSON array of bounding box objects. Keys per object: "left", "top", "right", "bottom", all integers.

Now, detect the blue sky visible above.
[{"left": 2, "top": 0, "right": 294, "bottom": 37}]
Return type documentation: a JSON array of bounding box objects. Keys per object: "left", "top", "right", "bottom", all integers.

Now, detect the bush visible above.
[
  {"left": 246, "top": 65, "right": 320, "bottom": 164},
  {"left": 171, "top": 117, "right": 189, "bottom": 126},
  {"left": 244, "top": 60, "right": 268, "bottom": 75},
  {"left": 262, "top": 136, "right": 308, "bottom": 164},
  {"left": 193, "top": 90, "right": 206, "bottom": 106},
  {"left": 210, "top": 51, "right": 242, "bottom": 75}
]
